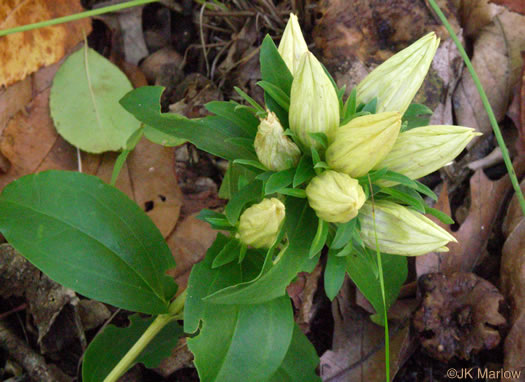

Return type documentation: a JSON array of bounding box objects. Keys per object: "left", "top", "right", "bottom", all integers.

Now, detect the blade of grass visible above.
[
  {"left": 0, "top": 0, "right": 158, "bottom": 37},
  {"left": 427, "top": 0, "right": 525, "bottom": 217}
]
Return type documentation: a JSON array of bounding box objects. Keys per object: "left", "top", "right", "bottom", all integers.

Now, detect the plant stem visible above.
[
  {"left": 103, "top": 289, "right": 187, "bottom": 382},
  {"left": 0, "top": 0, "right": 158, "bottom": 37},
  {"left": 368, "top": 175, "right": 390, "bottom": 382},
  {"left": 427, "top": 0, "right": 525, "bottom": 217}
]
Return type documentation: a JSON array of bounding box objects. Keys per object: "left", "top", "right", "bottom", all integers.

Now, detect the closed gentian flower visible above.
[
  {"left": 356, "top": 32, "right": 440, "bottom": 114},
  {"left": 289, "top": 52, "right": 340, "bottom": 150},
  {"left": 278, "top": 13, "right": 309, "bottom": 75},
  {"left": 237, "top": 198, "right": 285, "bottom": 248},
  {"left": 374, "top": 125, "right": 481, "bottom": 186},
  {"left": 254, "top": 111, "right": 301, "bottom": 171},
  {"left": 326, "top": 112, "right": 402, "bottom": 177},
  {"left": 359, "top": 200, "right": 456, "bottom": 256},
  {"left": 306, "top": 170, "right": 366, "bottom": 223}
]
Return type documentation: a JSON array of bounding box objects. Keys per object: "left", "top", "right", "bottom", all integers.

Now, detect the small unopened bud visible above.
[
  {"left": 359, "top": 200, "right": 457, "bottom": 256},
  {"left": 356, "top": 32, "right": 440, "bottom": 114},
  {"left": 254, "top": 111, "right": 301, "bottom": 171},
  {"left": 289, "top": 52, "right": 340, "bottom": 150},
  {"left": 374, "top": 125, "right": 481, "bottom": 186},
  {"left": 237, "top": 198, "right": 285, "bottom": 248},
  {"left": 326, "top": 112, "right": 402, "bottom": 177},
  {"left": 278, "top": 13, "right": 308, "bottom": 75},
  {"left": 306, "top": 170, "right": 366, "bottom": 223}
]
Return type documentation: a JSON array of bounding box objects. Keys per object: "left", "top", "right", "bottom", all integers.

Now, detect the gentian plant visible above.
[{"left": 0, "top": 12, "right": 481, "bottom": 382}]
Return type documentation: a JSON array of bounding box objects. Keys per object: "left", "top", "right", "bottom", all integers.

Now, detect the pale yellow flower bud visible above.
[
  {"left": 289, "top": 52, "right": 340, "bottom": 150},
  {"left": 306, "top": 170, "right": 366, "bottom": 223},
  {"left": 326, "top": 112, "right": 402, "bottom": 177},
  {"left": 359, "top": 200, "right": 457, "bottom": 256},
  {"left": 356, "top": 32, "right": 440, "bottom": 114},
  {"left": 237, "top": 198, "right": 285, "bottom": 248},
  {"left": 374, "top": 125, "right": 481, "bottom": 186},
  {"left": 254, "top": 111, "right": 301, "bottom": 171},
  {"left": 278, "top": 13, "right": 309, "bottom": 75}
]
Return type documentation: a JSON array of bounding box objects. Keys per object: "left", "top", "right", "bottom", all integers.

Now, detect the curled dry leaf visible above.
[
  {"left": 500, "top": 200, "right": 525, "bottom": 379},
  {"left": 320, "top": 279, "right": 415, "bottom": 381},
  {"left": 413, "top": 272, "right": 506, "bottom": 362},
  {"left": 0, "top": 0, "right": 91, "bottom": 87},
  {"left": 453, "top": 9, "right": 525, "bottom": 137},
  {"left": 452, "top": 0, "right": 502, "bottom": 37},
  {"left": 416, "top": 162, "right": 525, "bottom": 276}
]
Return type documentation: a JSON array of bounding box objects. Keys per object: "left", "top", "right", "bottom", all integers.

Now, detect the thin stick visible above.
[{"left": 0, "top": 0, "right": 158, "bottom": 37}]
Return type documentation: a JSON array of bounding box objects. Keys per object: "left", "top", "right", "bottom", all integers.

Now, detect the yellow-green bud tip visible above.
[
  {"left": 237, "top": 198, "right": 285, "bottom": 248},
  {"left": 326, "top": 112, "right": 402, "bottom": 177},
  {"left": 278, "top": 13, "right": 309, "bottom": 75},
  {"left": 356, "top": 32, "right": 440, "bottom": 114},
  {"left": 289, "top": 52, "right": 340, "bottom": 150},
  {"left": 254, "top": 111, "right": 301, "bottom": 171},
  {"left": 359, "top": 200, "right": 457, "bottom": 256},
  {"left": 306, "top": 170, "right": 366, "bottom": 223}
]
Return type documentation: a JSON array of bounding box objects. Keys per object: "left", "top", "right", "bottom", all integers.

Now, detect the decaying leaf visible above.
[
  {"left": 320, "top": 279, "right": 414, "bottom": 381},
  {"left": 413, "top": 272, "right": 506, "bottom": 362},
  {"left": 490, "top": 0, "right": 525, "bottom": 15},
  {"left": 453, "top": 9, "right": 525, "bottom": 137},
  {"left": 452, "top": 0, "right": 503, "bottom": 37},
  {"left": 501, "top": 201, "right": 525, "bottom": 379},
  {"left": 416, "top": 163, "right": 525, "bottom": 276},
  {"left": 507, "top": 53, "right": 525, "bottom": 155},
  {"left": 0, "top": 0, "right": 91, "bottom": 87}
]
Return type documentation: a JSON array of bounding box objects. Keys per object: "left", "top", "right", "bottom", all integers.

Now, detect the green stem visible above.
[
  {"left": 368, "top": 175, "right": 390, "bottom": 382},
  {"left": 0, "top": 0, "right": 158, "bottom": 37},
  {"left": 103, "top": 289, "right": 187, "bottom": 382},
  {"left": 427, "top": 0, "right": 525, "bottom": 216}
]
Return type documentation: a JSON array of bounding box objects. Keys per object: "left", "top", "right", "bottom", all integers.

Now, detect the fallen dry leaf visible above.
[
  {"left": 166, "top": 213, "right": 218, "bottom": 290},
  {"left": 320, "top": 279, "right": 415, "bottom": 381},
  {"left": 501, "top": 209, "right": 525, "bottom": 380},
  {"left": 502, "top": 178, "right": 525, "bottom": 237},
  {"left": 490, "top": 0, "right": 525, "bottom": 15},
  {"left": 413, "top": 272, "right": 506, "bottom": 362},
  {"left": 453, "top": 0, "right": 503, "bottom": 37},
  {"left": 416, "top": 162, "right": 525, "bottom": 276},
  {"left": 453, "top": 9, "right": 525, "bottom": 137},
  {"left": 0, "top": 0, "right": 91, "bottom": 87},
  {"left": 507, "top": 53, "right": 525, "bottom": 155}
]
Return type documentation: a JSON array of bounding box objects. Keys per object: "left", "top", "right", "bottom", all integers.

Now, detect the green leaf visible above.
[
  {"left": 82, "top": 314, "right": 183, "bottom": 382},
  {"left": 402, "top": 103, "right": 433, "bottom": 131},
  {"left": 342, "top": 88, "right": 357, "bottom": 123},
  {"left": 425, "top": 206, "right": 454, "bottom": 225},
  {"left": 234, "top": 86, "right": 266, "bottom": 114},
  {"left": 308, "top": 132, "right": 328, "bottom": 149},
  {"left": 212, "top": 238, "right": 241, "bottom": 268},
  {"left": 0, "top": 171, "right": 176, "bottom": 314},
  {"left": 225, "top": 180, "right": 263, "bottom": 225},
  {"left": 257, "top": 81, "right": 290, "bottom": 112},
  {"left": 361, "top": 97, "right": 378, "bottom": 114},
  {"left": 324, "top": 249, "right": 347, "bottom": 301},
  {"left": 219, "top": 162, "right": 257, "bottom": 200},
  {"left": 205, "top": 197, "right": 317, "bottom": 304},
  {"left": 346, "top": 250, "right": 407, "bottom": 321},
  {"left": 265, "top": 168, "right": 295, "bottom": 195},
  {"left": 260, "top": 35, "right": 293, "bottom": 129},
  {"left": 331, "top": 218, "right": 358, "bottom": 250},
  {"left": 197, "top": 210, "right": 234, "bottom": 231},
  {"left": 278, "top": 188, "right": 307, "bottom": 198},
  {"left": 50, "top": 46, "right": 141, "bottom": 153},
  {"left": 143, "top": 125, "right": 186, "bottom": 147},
  {"left": 111, "top": 127, "right": 144, "bottom": 186},
  {"left": 184, "top": 235, "right": 294, "bottom": 382},
  {"left": 380, "top": 185, "right": 426, "bottom": 213},
  {"left": 309, "top": 219, "right": 328, "bottom": 258},
  {"left": 233, "top": 159, "right": 267, "bottom": 171},
  {"left": 269, "top": 324, "right": 321, "bottom": 382},
  {"left": 293, "top": 156, "right": 315, "bottom": 187},
  {"left": 120, "top": 87, "right": 256, "bottom": 161},
  {"left": 205, "top": 100, "right": 259, "bottom": 138}
]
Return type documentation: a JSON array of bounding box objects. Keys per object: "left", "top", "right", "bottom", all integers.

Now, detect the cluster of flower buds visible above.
[{"left": 237, "top": 14, "right": 479, "bottom": 257}]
